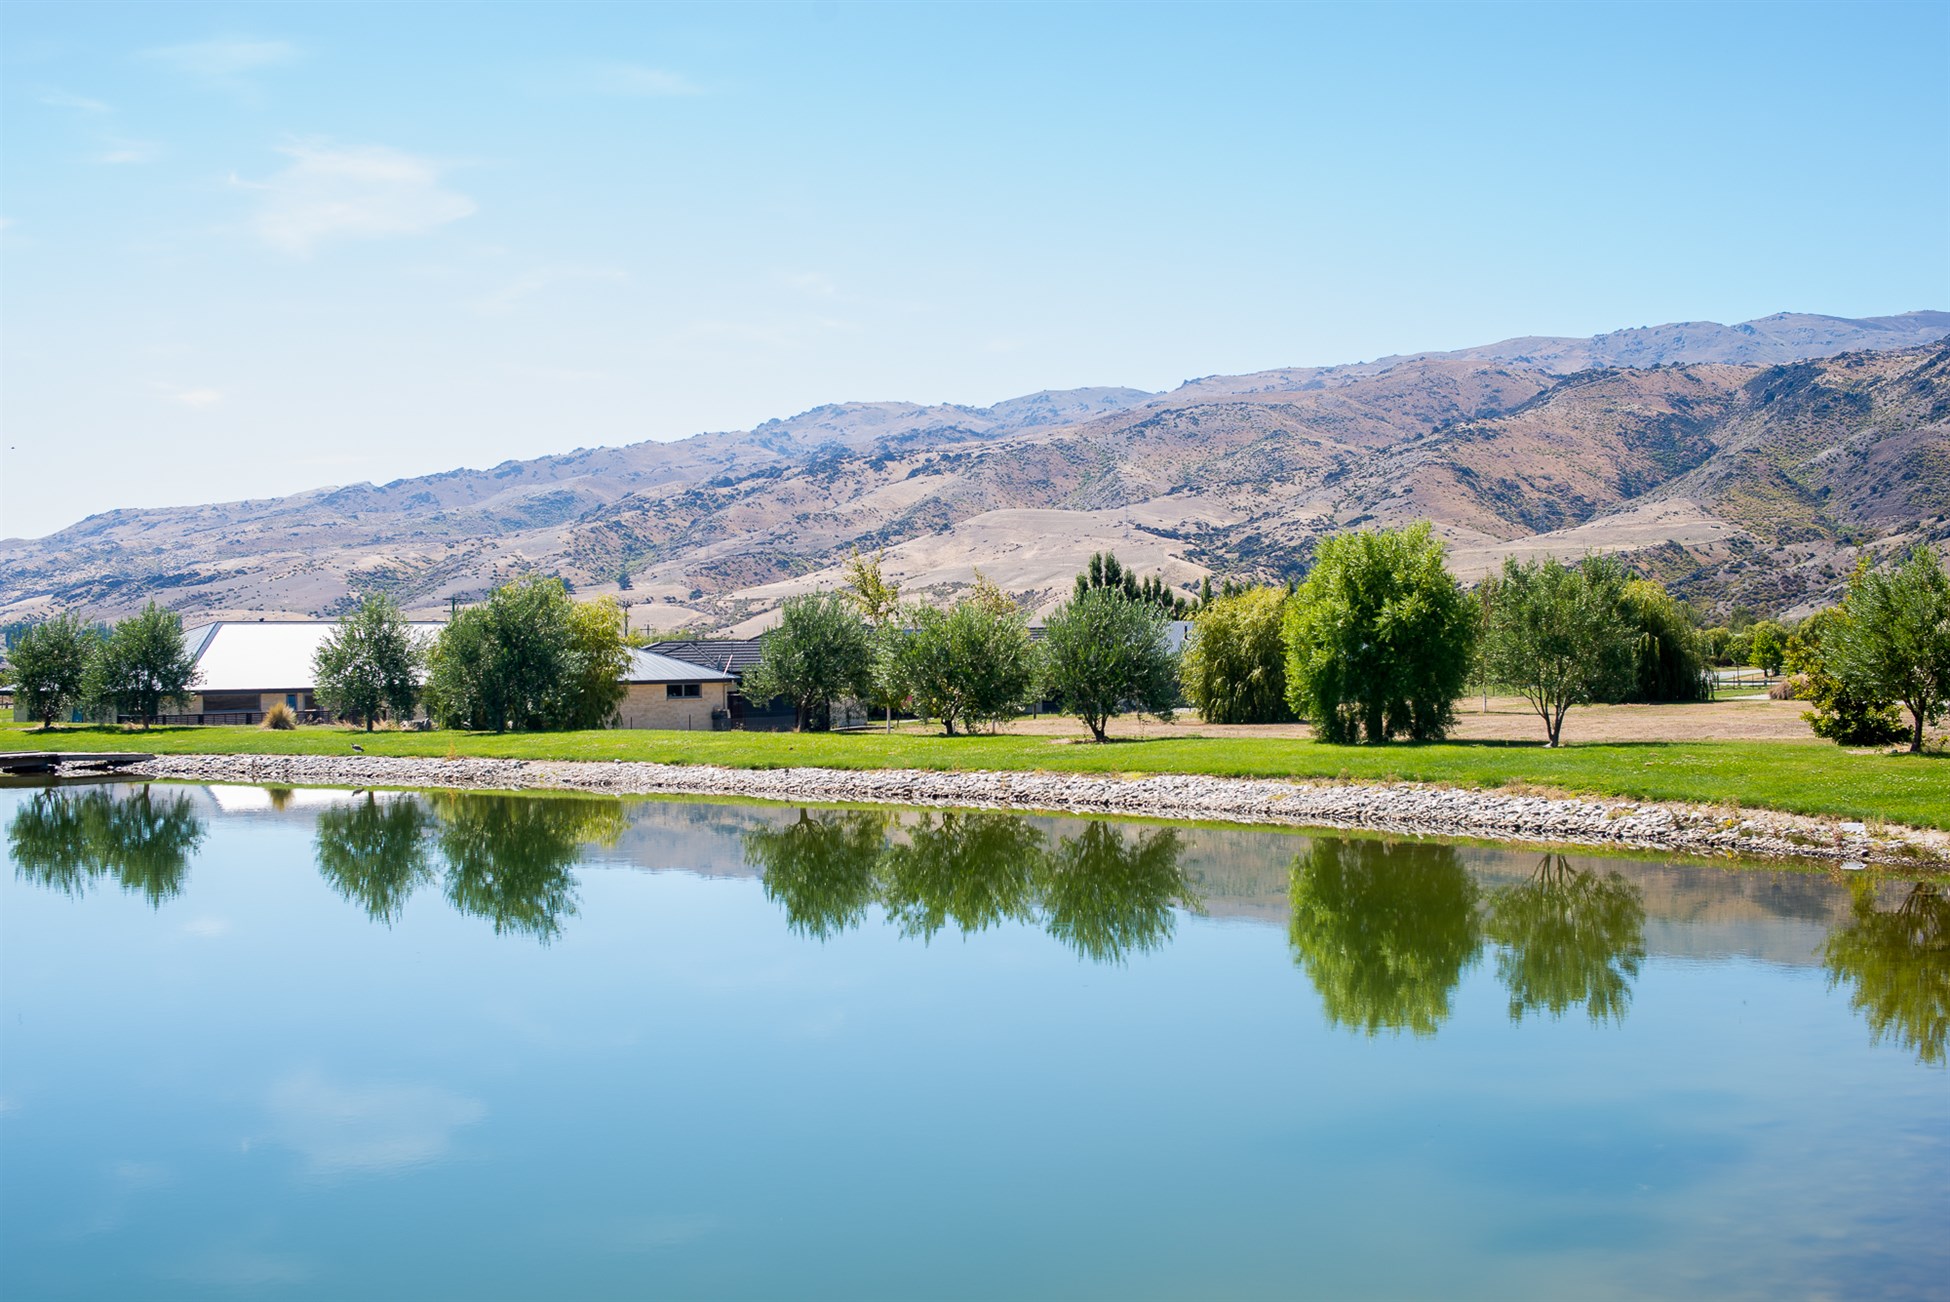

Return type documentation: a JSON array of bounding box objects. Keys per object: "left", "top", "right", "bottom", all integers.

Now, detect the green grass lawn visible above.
[{"left": 5, "top": 721, "right": 1944, "bottom": 830}]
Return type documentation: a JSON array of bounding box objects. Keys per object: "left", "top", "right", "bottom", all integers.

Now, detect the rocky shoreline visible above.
[{"left": 112, "top": 752, "right": 1946, "bottom": 869}]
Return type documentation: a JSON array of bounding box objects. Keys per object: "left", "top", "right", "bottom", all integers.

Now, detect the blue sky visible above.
[{"left": 2, "top": 1, "right": 1946, "bottom": 539}]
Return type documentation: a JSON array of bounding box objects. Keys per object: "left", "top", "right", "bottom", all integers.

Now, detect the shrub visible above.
[
  {"left": 1180, "top": 587, "right": 1292, "bottom": 724},
  {"left": 261, "top": 702, "right": 297, "bottom": 730},
  {"left": 1805, "top": 551, "right": 1949, "bottom": 751},
  {"left": 1283, "top": 523, "right": 1475, "bottom": 743}
]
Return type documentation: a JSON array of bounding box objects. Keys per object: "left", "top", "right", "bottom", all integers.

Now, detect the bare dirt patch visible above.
[{"left": 999, "top": 695, "right": 1820, "bottom": 745}]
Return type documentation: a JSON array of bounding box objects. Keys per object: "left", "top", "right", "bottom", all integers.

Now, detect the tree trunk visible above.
[{"left": 1912, "top": 706, "right": 1926, "bottom": 754}]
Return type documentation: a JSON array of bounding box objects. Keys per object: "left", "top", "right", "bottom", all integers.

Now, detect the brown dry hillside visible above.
[{"left": 3, "top": 311, "right": 1945, "bottom": 628}]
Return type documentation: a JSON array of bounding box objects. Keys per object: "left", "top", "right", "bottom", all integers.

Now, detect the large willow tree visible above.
[{"left": 1283, "top": 524, "right": 1474, "bottom": 743}]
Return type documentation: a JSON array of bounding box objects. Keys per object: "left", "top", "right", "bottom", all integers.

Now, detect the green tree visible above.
[
  {"left": 1478, "top": 554, "right": 1635, "bottom": 747},
  {"left": 1282, "top": 523, "right": 1475, "bottom": 743},
  {"left": 842, "top": 548, "right": 902, "bottom": 625},
  {"left": 1039, "top": 587, "right": 1177, "bottom": 742},
  {"left": 844, "top": 550, "right": 906, "bottom": 731},
  {"left": 552, "top": 597, "right": 631, "bottom": 730},
  {"left": 1180, "top": 586, "right": 1292, "bottom": 724},
  {"left": 1075, "top": 551, "right": 1190, "bottom": 618},
  {"left": 1038, "top": 822, "right": 1195, "bottom": 963},
  {"left": 1822, "top": 879, "right": 1949, "bottom": 1066},
  {"left": 1618, "top": 578, "right": 1712, "bottom": 703},
  {"left": 743, "top": 591, "right": 873, "bottom": 732},
  {"left": 744, "top": 809, "right": 891, "bottom": 940},
  {"left": 422, "top": 604, "right": 502, "bottom": 730},
  {"left": 1748, "top": 619, "right": 1788, "bottom": 677},
  {"left": 894, "top": 582, "right": 1037, "bottom": 735},
  {"left": 313, "top": 592, "right": 427, "bottom": 730},
  {"left": 1483, "top": 855, "right": 1646, "bottom": 1024},
  {"left": 1287, "top": 838, "right": 1483, "bottom": 1037},
  {"left": 1824, "top": 546, "right": 1950, "bottom": 753},
  {"left": 1788, "top": 605, "right": 1907, "bottom": 746},
  {"left": 423, "top": 578, "right": 624, "bottom": 731},
  {"left": 6, "top": 612, "right": 97, "bottom": 729},
  {"left": 86, "top": 602, "right": 198, "bottom": 728},
  {"left": 8, "top": 786, "right": 205, "bottom": 907},
  {"left": 314, "top": 795, "right": 438, "bottom": 924}
]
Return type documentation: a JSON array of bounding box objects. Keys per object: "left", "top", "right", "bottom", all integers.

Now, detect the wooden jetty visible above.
[{"left": 0, "top": 752, "right": 154, "bottom": 775}]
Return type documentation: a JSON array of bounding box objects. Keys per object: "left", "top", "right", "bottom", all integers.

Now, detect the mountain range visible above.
[{"left": 5, "top": 309, "right": 1946, "bottom": 632}]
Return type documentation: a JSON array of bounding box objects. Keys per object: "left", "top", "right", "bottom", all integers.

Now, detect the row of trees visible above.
[
  {"left": 310, "top": 581, "right": 634, "bottom": 732},
  {"left": 6, "top": 603, "right": 200, "bottom": 728},
  {"left": 748, "top": 559, "right": 1179, "bottom": 742},
  {"left": 1180, "top": 525, "right": 1716, "bottom": 747}
]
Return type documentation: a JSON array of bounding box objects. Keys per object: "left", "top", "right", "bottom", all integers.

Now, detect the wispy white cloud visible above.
[
  {"left": 240, "top": 142, "right": 476, "bottom": 256},
  {"left": 586, "top": 63, "right": 703, "bottom": 97},
  {"left": 142, "top": 36, "right": 298, "bottom": 80},
  {"left": 99, "top": 137, "right": 162, "bottom": 165},
  {"left": 781, "top": 271, "right": 838, "bottom": 298},
  {"left": 264, "top": 1069, "right": 486, "bottom": 1176},
  {"left": 41, "top": 90, "right": 111, "bottom": 114},
  {"left": 38, "top": 91, "right": 162, "bottom": 164},
  {"left": 171, "top": 388, "right": 224, "bottom": 408},
  {"left": 472, "top": 264, "right": 629, "bottom": 316}
]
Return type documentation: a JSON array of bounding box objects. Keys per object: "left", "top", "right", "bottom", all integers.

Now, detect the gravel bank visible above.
[{"left": 112, "top": 753, "right": 1946, "bottom": 868}]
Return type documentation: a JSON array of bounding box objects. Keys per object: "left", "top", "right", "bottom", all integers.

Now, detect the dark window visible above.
[
  {"left": 666, "top": 682, "right": 702, "bottom": 698},
  {"left": 202, "top": 692, "right": 260, "bottom": 712}
]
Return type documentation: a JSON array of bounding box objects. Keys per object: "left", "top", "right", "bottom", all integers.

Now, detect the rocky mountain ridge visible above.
[{"left": 4, "top": 310, "right": 1945, "bottom": 630}]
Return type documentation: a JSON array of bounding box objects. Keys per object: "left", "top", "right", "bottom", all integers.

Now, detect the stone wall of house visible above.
[{"left": 616, "top": 680, "right": 729, "bottom": 731}]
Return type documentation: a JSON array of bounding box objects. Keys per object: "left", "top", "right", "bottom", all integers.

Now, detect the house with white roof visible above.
[
  {"left": 176, "top": 620, "right": 448, "bottom": 723},
  {"left": 15, "top": 618, "right": 742, "bottom": 729}
]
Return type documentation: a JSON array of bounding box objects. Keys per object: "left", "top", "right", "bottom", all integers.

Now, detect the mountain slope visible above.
[{"left": 3, "top": 311, "right": 1944, "bottom": 628}]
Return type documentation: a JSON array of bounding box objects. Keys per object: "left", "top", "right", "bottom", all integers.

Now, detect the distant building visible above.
[
  {"left": 617, "top": 649, "right": 736, "bottom": 730},
  {"left": 641, "top": 637, "right": 800, "bottom": 730},
  {"left": 174, "top": 620, "right": 447, "bottom": 724}
]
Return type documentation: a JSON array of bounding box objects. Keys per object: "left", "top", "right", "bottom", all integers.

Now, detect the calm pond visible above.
[{"left": 1, "top": 781, "right": 1944, "bottom": 1300}]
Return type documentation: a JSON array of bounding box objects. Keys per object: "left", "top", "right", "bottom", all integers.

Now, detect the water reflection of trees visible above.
[
  {"left": 8, "top": 786, "right": 205, "bottom": 906},
  {"left": 1822, "top": 880, "right": 1949, "bottom": 1066},
  {"left": 1288, "top": 839, "right": 1483, "bottom": 1036},
  {"left": 741, "top": 811, "right": 1199, "bottom": 962},
  {"left": 431, "top": 793, "right": 624, "bottom": 942},
  {"left": 1041, "top": 823, "right": 1192, "bottom": 963},
  {"left": 881, "top": 812, "right": 1045, "bottom": 942},
  {"left": 309, "top": 791, "right": 624, "bottom": 942},
  {"left": 1484, "top": 855, "right": 1646, "bottom": 1025},
  {"left": 746, "top": 811, "right": 890, "bottom": 940},
  {"left": 314, "top": 795, "right": 438, "bottom": 925},
  {"left": 1287, "top": 841, "right": 1658, "bottom": 1037}
]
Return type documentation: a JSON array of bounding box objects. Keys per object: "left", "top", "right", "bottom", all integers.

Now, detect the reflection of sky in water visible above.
[{"left": 1, "top": 785, "right": 1944, "bottom": 1300}]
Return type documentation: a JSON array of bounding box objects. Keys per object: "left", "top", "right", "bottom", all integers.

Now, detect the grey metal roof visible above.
[
  {"left": 642, "top": 638, "right": 768, "bottom": 675},
  {"left": 185, "top": 621, "right": 443, "bottom": 692},
  {"left": 623, "top": 648, "right": 738, "bottom": 683}
]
